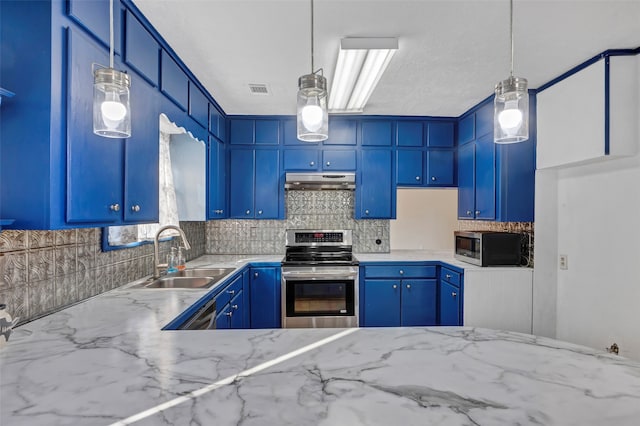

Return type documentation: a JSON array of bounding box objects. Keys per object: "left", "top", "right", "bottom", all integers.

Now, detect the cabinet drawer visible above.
[
  {"left": 364, "top": 265, "right": 436, "bottom": 279},
  {"left": 216, "top": 274, "right": 243, "bottom": 306},
  {"left": 441, "top": 267, "right": 461, "bottom": 287}
]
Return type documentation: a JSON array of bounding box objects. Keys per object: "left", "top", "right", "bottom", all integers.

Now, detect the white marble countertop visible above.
[{"left": 1, "top": 254, "right": 631, "bottom": 425}]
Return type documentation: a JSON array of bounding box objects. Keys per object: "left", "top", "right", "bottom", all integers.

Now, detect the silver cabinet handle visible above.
[
  {"left": 245, "top": 210, "right": 251, "bottom": 215},
  {"left": 258, "top": 210, "right": 263, "bottom": 215},
  {"left": 254, "top": 272, "right": 259, "bottom": 277},
  {"left": 445, "top": 274, "right": 452, "bottom": 279},
  {"left": 326, "top": 161, "right": 331, "bottom": 167},
  {"left": 365, "top": 209, "right": 370, "bottom": 215},
  {"left": 475, "top": 210, "right": 480, "bottom": 215},
  {"left": 452, "top": 292, "right": 457, "bottom": 297},
  {"left": 415, "top": 176, "right": 420, "bottom": 181},
  {"left": 227, "top": 290, "right": 235, "bottom": 295},
  {"left": 232, "top": 304, "right": 238, "bottom": 310},
  {"left": 131, "top": 205, "right": 140, "bottom": 212},
  {"left": 466, "top": 210, "right": 472, "bottom": 216},
  {"left": 406, "top": 284, "right": 411, "bottom": 289},
  {"left": 392, "top": 284, "right": 397, "bottom": 289},
  {"left": 399, "top": 270, "right": 404, "bottom": 275},
  {"left": 225, "top": 311, "right": 233, "bottom": 317},
  {"left": 214, "top": 209, "right": 223, "bottom": 214},
  {"left": 310, "top": 161, "right": 315, "bottom": 167},
  {"left": 110, "top": 203, "right": 120, "bottom": 212},
  {"left": 431, "top": 176, "right": 437, "bottom": 181}
]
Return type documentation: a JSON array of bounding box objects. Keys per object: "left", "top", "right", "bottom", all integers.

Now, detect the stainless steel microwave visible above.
[{"left": 454, "top": 231, "right": 523, "bottom": 267}]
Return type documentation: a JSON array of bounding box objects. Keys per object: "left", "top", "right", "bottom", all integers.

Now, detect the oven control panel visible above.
[{"left": 286, "top": 230, "right": 353, "bottom": 246}]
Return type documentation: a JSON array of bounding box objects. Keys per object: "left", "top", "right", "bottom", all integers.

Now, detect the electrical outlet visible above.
[{"left": 559, "top": 254, "right": 568, "bottom": 270}]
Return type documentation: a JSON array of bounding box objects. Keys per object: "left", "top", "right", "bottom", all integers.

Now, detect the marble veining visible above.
[{"left": 1, "top": 256, "right": 639, "bottom": 426}]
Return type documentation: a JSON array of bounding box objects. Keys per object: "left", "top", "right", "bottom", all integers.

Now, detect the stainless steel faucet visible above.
[{"left": 153, "top": 225, "right": 192, "bottom": 279}]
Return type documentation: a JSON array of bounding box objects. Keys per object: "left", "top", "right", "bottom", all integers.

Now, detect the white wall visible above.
[{"left": 390, "top": 188, "right": 458, "bottom": 250}]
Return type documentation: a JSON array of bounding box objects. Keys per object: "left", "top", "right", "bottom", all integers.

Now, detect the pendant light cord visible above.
[
  {"left": 310, "top": 0, "right": 315, "bottom": 74},
  {"left": 109, "top": 0, "right": 114, "bottom": 69},
  {"left": 509, "top": 0, "right": 514, "bottom": 77}
]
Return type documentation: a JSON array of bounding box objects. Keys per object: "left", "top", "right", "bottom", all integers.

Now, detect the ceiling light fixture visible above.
[
  {"left": 328, "top": 37, "right": 398, "bottom": 113},
  {"left": 297, "top": 0, "right": 328, "bottom": 142},
  {"left": 494, "top": 0, "right": 528, "bottom": 144},
  {"left": 93, "top": 0, "right": 131, "bottom": 138}
]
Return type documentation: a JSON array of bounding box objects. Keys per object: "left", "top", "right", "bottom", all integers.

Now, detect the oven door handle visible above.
[{"left": 281, "top": 271, "right": 358, "bottom": 280}]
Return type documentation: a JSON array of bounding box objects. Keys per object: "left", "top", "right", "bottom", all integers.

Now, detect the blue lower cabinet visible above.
[
  {"left": 362, "top": 278, "right": 436, "bottom": 327},
  {"left": 439, "top": 281, "right": 461, "bottom": 326},
  {"left": 249, "top": 266, "right": 281, "bottom": 328},
  {"left": 400, "top": 279, "right": 437, "bottom": 326},
  {"left": 229, "top": 291, "right": 245, "bottom": 329},
  {"left": 215, "top": 306, "right": 232, "bottom": 329}
]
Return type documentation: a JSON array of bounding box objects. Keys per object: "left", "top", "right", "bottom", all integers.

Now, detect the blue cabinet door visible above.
[
  {"left": 427, "top": 121, "right": 455, "bottom": 148},
  {"left": 458, "top": 114, "right": 475, "bottom": 145},
  {"left": 208, "top": 136, "right": 226, "bottom": 218},
  {"left": 189, "top": 83, "right": 209, "bottom": 128},
  {"left": 123, "top": 74, "right": 159, "bottom": 222},
  {"left": 325, "top": 118, "right": 357, "bottom": 145},
  {"left": 363, "top": 279, "right": 401, "bottom": 326},
  {"left": 66, "top": 28, "right": 123, "bottom": 223},
  {"left": 229, "top": 149, "right": 255, "bottom": 217},
  {"left": 475, "top": 101, "right": 494, "bottom": 138},
  {"left": 215, "top": 307, "right": 231, "bottom": 329},
  {"left": 426, "top": 150, "right": 455, "bottom": 186},
  {"left": 322, "top": 150, "right": 356, "bottom": 170},
  {"left": 357, "top": 150, "right": 393, "bottom": 218},
  {"left": 475, "top": 133, "right": 496, "bottom": 220},
  {"left": 439, "top": 280, "right": 461, "bottom": 326},
  {"left": 283, "top": 149, "right": 319, "bottom": 170},
  {"left": 254, "top": 149, "right": 281, "bottom": 219},
  {"left": 396, "top": 150, "right": 424, "bottom": 186},
  {"left": 124, "top": 9, "right": 158, "bottom": 85},
  {"left": 396, "top": 121, "right": 423, "bottom": 147},
  {"left": 250, "top": 267, "right": 281, "bottom": 328},
  {"left": 457, "top": 142, "right": 475, "bottom": 219},
  {"left": 160, "top": 50, "right": 188, "bottom": 110},
  {"left": 255, "top": 120, "right": 280, "bottom": 145},
  {"left": 230, "top": 290, "right": 245, "bottom": 329},
  {"left": 230, "top": 119, "right": 254, "bottom": 145},
  {"left": 361, "top": 120, "right": 392, "bottom": 146},
  {"left": 401, "top": 279, "right": 437, "bottom": 326},
  {"left": 67, "top": 0, "right": 119, "bottom": 51},
  {"left": 209, "top": 106, "right": 222, "bottom": 138}
]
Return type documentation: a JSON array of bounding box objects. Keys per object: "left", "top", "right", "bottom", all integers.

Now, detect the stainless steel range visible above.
[{"left": 281, "top": 230, "right": 359, "bottom": 328}]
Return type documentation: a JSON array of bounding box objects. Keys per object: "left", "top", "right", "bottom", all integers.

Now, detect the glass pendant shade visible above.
[
  {"left": 93, "top": 67, "right": 131, "bottom": 138},
  {"left": 297, "top": 73, "right": 328, "bottom": 142},
  {"left": 494, "top": 75, "right": 528, "bottom": 143}
]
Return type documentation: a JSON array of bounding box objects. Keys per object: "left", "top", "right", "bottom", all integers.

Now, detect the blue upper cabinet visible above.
[
  {"left": 209, "top": 105, "right": 224, "bottom": 139},
  {"left": 207, "top": 135, "right": 227, "bottom": 219},
  {"left": 457, "top": 96, "right": 535, "bottom": 222},
  {"left": 66, "top": 28, "right": 124, "bottom": 224},
  {"left": 283, "top": 149, "right": 319, "bottom": 170},
  {"left": 362, "top": 120, "right": 392, "bottom": 146},
  {"left": 322, "top": 150, "right": 356, "bottom": 170},
  {"left": 396, "top": 150, "right": 424, "bottom": 186},
  {"left": 161, "top": 50, "right": 188, "bottom": 110},
  {"left": 229, "top": 148, "right": 282, "bottom": 219},
  {"left": 189, "top": 82, "right": 209, "bottom": 128},
  {"left": 325, "top": 118, "right": 357, "bottom": 145},
  {"left": 426, "top": 150, "right": 455, "bottom": 186},
  {"left": 123, "top": 9, "right": 158, "bottom": 86},
  {"left": 67, "top": 0, "right": 121, "bottom": 52},
  {"left": 357, "top": 149, "right": 394, "bottom": 219},
  {"left": 427, "top": 121, "right": 455, "bottom": 147},
  {"left": 396, "top": 121, "right": 423, "bottom": 147},
  {"left": 458, "top": 114, "right": 475, "bottom": 145},
  {"left": 230, "top": 118, "right": 279, "bottom": 145}
]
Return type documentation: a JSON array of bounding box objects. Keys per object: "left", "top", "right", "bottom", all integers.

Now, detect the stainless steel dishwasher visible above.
[{"left": 178, "top": 298, "right": 217, "bottom": 330}]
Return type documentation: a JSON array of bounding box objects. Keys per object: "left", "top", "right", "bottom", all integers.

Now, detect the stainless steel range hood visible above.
[{"left": 284, "top": 172, "right": 355, "bottom": 190}]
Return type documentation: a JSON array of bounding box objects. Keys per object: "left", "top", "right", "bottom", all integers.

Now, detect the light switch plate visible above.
[{"left": 559, "top": 254, "right": 568, "bottom": 270}]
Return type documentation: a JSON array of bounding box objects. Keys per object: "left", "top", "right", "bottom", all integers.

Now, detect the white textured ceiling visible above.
[{"left": 132, "top": 0, "right": 640, "bottom": 117}]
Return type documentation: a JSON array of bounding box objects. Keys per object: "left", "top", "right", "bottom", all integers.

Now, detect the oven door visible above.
[{"left": 281, "top": 266, "right": 358, "bottom": 328}]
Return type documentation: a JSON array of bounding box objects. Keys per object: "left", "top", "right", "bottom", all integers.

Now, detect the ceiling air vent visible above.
[{"left": 248, "top": 84, "right": 270, "bottom": 95}]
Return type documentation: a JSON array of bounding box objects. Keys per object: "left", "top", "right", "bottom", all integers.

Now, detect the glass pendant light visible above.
[
  {"left": 494, "top": 0, "right": 528, "bottom": 144},
  {"left": 297, "top": 0, "right": 328, "bottom": 142},
  {"left": 93, "top": 0, "right": 131, "bottom": 138}
]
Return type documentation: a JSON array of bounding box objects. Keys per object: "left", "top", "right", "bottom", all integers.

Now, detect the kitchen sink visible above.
[
  {"left": 174, "top": 268, "right": 235, "bottom": 278},
  {"left": 130, "top": 267, "right": 236, "bottom": 289}
]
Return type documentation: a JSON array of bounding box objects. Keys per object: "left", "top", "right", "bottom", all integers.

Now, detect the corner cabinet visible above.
[
  {"left": 229, "top": 148, "right": 283, "bottom": 219},
  {"left": 457, "top": 98, "right": 535, "bottom": 222}
]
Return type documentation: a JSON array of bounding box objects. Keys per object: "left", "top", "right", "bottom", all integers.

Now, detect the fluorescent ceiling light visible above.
[{"left": 329, "top": 37, "right": 398, "bottom": 113}]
